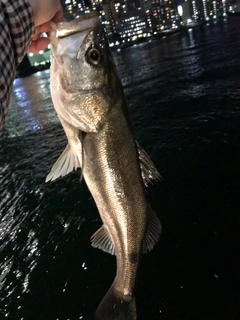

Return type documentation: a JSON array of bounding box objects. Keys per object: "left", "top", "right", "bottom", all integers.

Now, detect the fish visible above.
[{"left": 47, "top": 12, "right": 162, "bottom": 320}]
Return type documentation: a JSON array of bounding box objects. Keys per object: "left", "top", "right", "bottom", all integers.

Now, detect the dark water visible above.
[{"left": 1, "top": 17, "right": 240, "bottom": 320}]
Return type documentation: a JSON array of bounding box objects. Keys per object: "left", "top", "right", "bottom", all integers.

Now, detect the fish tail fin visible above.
[{"left": 95, "top": 285, "right": 136, "bottom": 320}]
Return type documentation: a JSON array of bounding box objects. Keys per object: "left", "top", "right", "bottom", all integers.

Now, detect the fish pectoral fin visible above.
[
  {"left": 91, "top": 225, "right": 115, "bottom": 255},
  {"left": 46, "top": 144, "right": 81, "bottom": 182},
  {"left": 136, "top": 141, "right": 163, "bottom": 187},
  {"left": 142, "top": 206, "right": 162, "bottom": 254}
]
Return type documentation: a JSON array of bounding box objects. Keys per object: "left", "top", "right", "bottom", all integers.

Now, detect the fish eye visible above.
[{"left": 86, "top": 48, "right": 102, "bottom": 65}]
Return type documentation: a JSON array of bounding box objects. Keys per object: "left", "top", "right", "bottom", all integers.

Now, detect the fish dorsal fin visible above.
[
  {"left": 46, "top": 144, "right": 81, "bottom": 182},
  {"left": 79, "top": 131, "right": 84, "bottom": 182},
  {"left": 137, "top": 141, "right": 162, "bottom": 186},
  {"left": 91, "top": 225, "right": 115, "bottom": 255},
  {"left": 143, "top": 206, "right": 162, "bottom": 254},
  {"left": 136, "top": 141, "right": 162, "bottom": 187}
]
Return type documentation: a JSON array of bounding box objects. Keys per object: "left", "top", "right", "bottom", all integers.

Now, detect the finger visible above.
[
  {"left": 27, "top": 37, "right": 50, "bottom": 53},
  {"left": 33, "top": 22, "right": 50, "bottom": 39},
  {"left": 36, "top": 22, "right": 51, "bottom": 34},
  {"left": 32, "top": 23, "right": 50, "bottom": 42}
]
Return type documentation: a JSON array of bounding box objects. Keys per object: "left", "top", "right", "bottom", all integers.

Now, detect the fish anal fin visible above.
[
  {"left": 143, "top": 206, "right": 162, "bottom": 254},
  {"left": 46, "top": 144, "right": 81, "bottom": 182},
  {"left": 91, "top": 225, "right": 115, "bottom": 255},
  {"left": 136, "top": 141, "right": 163, "bottom": 187}
]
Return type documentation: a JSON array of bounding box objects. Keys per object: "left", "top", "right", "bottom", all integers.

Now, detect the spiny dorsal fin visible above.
[
  {"left": 136, "top": 141, "right": 162, "bottom": 187},
  {"left": 46, "top": 144, "right": 81, "bottom": 182},
  {"left": 91, "top": 225, "right": 115, "bottom": 255},
  {"left": 143, "top": 206, "right": 162, "bottom": 254}
]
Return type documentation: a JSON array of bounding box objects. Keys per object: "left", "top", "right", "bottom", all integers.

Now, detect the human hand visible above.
[{"left": 27, "top": 0, "right": 64, "bottom": 53}]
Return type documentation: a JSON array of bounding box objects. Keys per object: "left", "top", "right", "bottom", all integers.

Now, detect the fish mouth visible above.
[
  {"left": 49, "top": 12, "right": 99, "bottom": 59},
  {"left": 52, "top": 11, "right": 99, "bottom": 39}
]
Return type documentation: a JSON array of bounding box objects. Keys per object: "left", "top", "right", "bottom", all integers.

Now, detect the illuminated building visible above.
[
  {"left": 228, "top": 2, "right": 240, "bottom": 14},
  {"left": 191, "top": 0, "right": 198, "bottom": 19},
  {"left": 90, "top": 1, "right": 151, "bottom": 42},
  {"left": 61, "top": 0, "right": 181, "bottom": 42},
  {"left": 60, "top": 1, "right": 228, "bottom": 36},
  {"left": 188, "top": 0, "right": 227, "bottom": 20},
  {"left": 115, "top": 1, "right": 180, "bottom": 37},
  {"left": 102, "top": 1, "right": 120, "bottom": 41},
  {"left": 142, "top": 0, "right": 181, "bottom": 33},
  {"left": 222, "top": 0, "right": 227, "bottom": 16},
  {"left": 178, "top": 1, "right": 194, "bottom": 24},
  {"left": 61, "top": 0, "right": 92, "bottom": 19},
  {"left": 115, "top": 1, "right": 149, "bottom": 41}
]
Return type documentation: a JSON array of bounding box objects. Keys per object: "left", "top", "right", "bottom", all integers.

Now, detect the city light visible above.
[
  {"left": 61, "top": 0, "right": 229, "bottom": 42},
  {"left": 177, "top": 5, "right": 183, "bottom": 16},
  {"left": 28, "top": 0, "right": 233, "bottom": 66},
  {"left": 61, "top": 0, "right": 181, "bottom": 42}
]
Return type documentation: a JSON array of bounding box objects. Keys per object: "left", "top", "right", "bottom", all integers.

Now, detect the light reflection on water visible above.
[
  {"left": 5, "top": 70, "right": 59, "bottom": 138},
  {"left": 0, "top": 17, "right": 240, "bottom": 319}
]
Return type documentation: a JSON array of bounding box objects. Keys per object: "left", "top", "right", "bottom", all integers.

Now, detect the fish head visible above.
[{"left": 49, "top": 12, "right": 119, "bottom": 132}]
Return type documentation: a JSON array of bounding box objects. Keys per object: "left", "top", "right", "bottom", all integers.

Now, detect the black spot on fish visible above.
[{"left": 129, "top": 252, "right": 139, "bottom": 264}]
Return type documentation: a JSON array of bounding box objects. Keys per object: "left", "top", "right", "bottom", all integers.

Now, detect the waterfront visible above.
[{"left": 1, "top": 17, "right": 240, "bottom": 319}]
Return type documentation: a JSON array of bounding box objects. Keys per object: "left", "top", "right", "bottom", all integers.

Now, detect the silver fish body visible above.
[{"left": 47, "top": 12, "right": 161, "bottom": 320}]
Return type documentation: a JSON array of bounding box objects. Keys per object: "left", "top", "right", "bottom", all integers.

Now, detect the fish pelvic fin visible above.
[
  {"left": 143, "top": 206, "right": 162, "bottom": 254},
  {"left": 136, "top": 141, "right": 163, "bottom": 187},
  {"left": 95, "top": 285, "right": 136, "bottom": 320},
  {"left": 46, "top": 144, "right": 81, "bottom": 182},
  {"left": 91, "top": 225, "right": 115, "bottom": 255}
]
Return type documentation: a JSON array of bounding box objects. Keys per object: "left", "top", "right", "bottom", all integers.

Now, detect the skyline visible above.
[
  {"left": 27, "top": 0, "right": 233, "bottom": 67},
  {"left": 61, "top": 0, "right": 228, "bottom": 43},
  {"left": 62, "top": 0, "right": 182, "bottom": 42}
]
